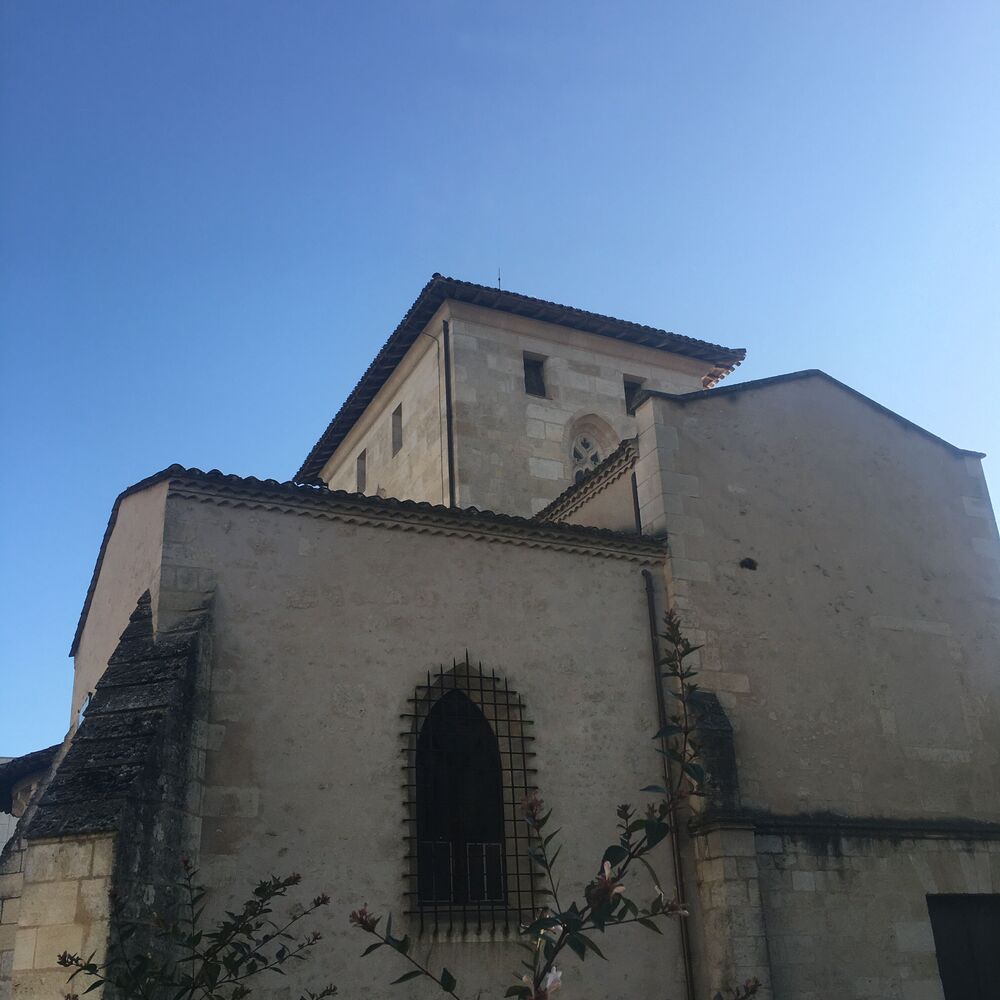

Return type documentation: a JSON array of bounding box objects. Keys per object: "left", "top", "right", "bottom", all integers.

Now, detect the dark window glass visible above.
[
  {"left": 392, "top": 404, "right": 403, "bottom": 456},
  {"left": 524, "top": 356, "right": 546, "bottom": 397},
  {"left": 927, "top": 893, "right": 1000, "bottom": 999},
  {"left": 624, "top": 378, "right": 644, "bottom": 414},
  {"left": 356, "top": 450, "right": 367, "bottom": 493},
  {"left": 416, "top": 690, "right": 506, "bottom": 906}
]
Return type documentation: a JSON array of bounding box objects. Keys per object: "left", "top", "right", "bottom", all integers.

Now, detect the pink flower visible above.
[
  {"left": 585, "top": 861, "right": 626, "bottom": 910},
  {"left": 521, "top": 968, "right": 562, "bottom": 1000},
  {"left": 349, "top": 905, "right": 380, "bottom": 933}
]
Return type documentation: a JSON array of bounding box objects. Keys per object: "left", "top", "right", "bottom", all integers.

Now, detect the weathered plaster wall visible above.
[
  {"left": 448, "top": 302, "right": 710, "bottom": 516},
  {"left": 636, "top": 376, "right": 1000, "bottom": 821},
  {"left": 321, "top": 315, "right": 446, "bottom": 504},
  {"left": 160, "top": 490, "right": 686, "bottom": 1000},
  {"left": 71, "top": 483, "right": 169, "bottom": 727}
]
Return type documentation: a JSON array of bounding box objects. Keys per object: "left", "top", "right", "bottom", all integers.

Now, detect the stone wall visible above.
[
  {"left": 448, "top": 301, "right": 709, "bottom": 516},
  {"left": 10, "top": 836, "right": 113, "bottom": 1000},
  {"left": 321, "top": 311, "right": 447, "bottom": 505},
  {"left": 633, "top": 375, "right": 1000, "bottom": 821},
  {"left": 755, "top": 827, "right": 999, "bottom": 1000},
  {"left": 154, "top": 479, "right": 687, "bottom": 1000},
  {"left": 71, "top": 482, "right": 170, "bottom": 728}
]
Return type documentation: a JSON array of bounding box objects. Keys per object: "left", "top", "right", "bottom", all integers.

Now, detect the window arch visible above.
[
  {"left": 567, "top": 414, "right": 618, "bottom": 484},
  {"left": 403, "top": 657, "right": 539, "bottom": 933}
]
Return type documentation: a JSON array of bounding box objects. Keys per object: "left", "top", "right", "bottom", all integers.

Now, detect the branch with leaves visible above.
[{"left": 59, "top": 860, "right": 336, "bottom": 1000}]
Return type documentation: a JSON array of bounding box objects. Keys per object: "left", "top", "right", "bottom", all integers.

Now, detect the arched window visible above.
[
  {"left": 571, "top": 432, "right": 602, "bottom": 483},
  {"left": 403, "top": 657, "right": 539, "bottom": 933},
  {"left": 568, "top": 415, "right": 618, "bottom": 484},
  {"left": 416, "top": 691, "right": 504, "bottom": 905}
]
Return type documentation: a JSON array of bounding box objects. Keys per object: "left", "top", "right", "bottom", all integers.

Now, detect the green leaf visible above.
[
  {"left": 566, "top": 933, "right": 587, "bottom": 961},
  {"left": 505, "top": 987, "right": 531, "bottom": 998},
  {"left": 638, "top": 917, "right": 662, "bottom": 934},
  {"left": 644, "top": 819, "right": 670, "bottom": 851},
  {"left": 640, "top": 784, "right": 668, "bottom": 794},
  {"left": 440, "top": 968, "right": 457, "bottom": 992},
  {"left": 652, "top": 723, "right": 683, "bottom": 740},
  {"left": 601, "top": 845, "right": 628, "bottom": 867},
  {"left": 361, "top": 942, "right": 383, "bottom": 957},
  {"left": 390, "top": 971, "right": 425, "bottom": 985},
  {"left": 577, "top": 933, "right": 607, "bottom": 960},
  {"left": 681, "top": 761, "right": 706, "bottom": 784}
]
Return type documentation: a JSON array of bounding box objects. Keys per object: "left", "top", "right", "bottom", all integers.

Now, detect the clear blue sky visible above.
[{"left": 1, "top": 2, "right": 997, "bottom": 757}]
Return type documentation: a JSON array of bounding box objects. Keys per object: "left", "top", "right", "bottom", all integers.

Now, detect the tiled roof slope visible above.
[
  {"left": 535, "top": 438, "right": 640, "bottom": 524},
  {"left": 295, "top": 274, "right": 747, "bottom": 483},
  {"left": 33, "top": 592, "right": 203, "bottom": 839},
  {"left": 71, "top": 465, "right": 669, "bottom": 657},
  {"left": 0, "top": 745, "right": 60, "bottom": 814}
]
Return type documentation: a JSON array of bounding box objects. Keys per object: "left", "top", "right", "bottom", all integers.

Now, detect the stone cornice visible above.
[{"left": 166, "top": 465, "right": 666, "bottom": 562}]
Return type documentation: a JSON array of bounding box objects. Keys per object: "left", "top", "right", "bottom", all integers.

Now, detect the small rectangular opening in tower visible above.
[
  {"left": 624, "top": 376, "right": 645, "bottom": 414},
  {"left": 523, "top": 354, "right": 546, "bottom": 397},
  {"left": 356, "top": 450, "right": 367, "bottom": 493},
  {"left": 392, "top": 403, "right": 403, "bottom": 456}
]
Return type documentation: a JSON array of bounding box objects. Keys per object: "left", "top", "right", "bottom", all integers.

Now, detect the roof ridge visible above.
[{"left": 294, "top": 274, "right": 746, "bottom": 483}]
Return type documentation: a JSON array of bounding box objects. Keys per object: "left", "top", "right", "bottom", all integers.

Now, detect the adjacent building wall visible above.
[
  {"left": 634, "top": 376, "right": 999, "bottom": 821},
  {"left": 448, "top": 301, "right": 710, "bottom": 516},
  {"left": 158, "top": 488, "right": 687, "bottom": 1000},
  {"left": 627, "top": 375, "right": 1000, "bottom": 997},
  {"left": 71, "top": 482, "right": 170, "bottom": 728},
  {"left": 321, "top": 315, "right": 447, "bottom": 504}
]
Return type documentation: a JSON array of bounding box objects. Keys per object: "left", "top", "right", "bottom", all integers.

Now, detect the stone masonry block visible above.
[
  {"left": 0, "top": 924, "right": 14, "bottom": 952},
  {"left": 76, "top": 880, "right": 109, "bottom": 924},
  {"left": 24, "top": 843, "right": 93, "bottom": 884},
  {"left": 19, "top": 882, "right": 78, "bottom": 927},
  {"left": 90, "top": 838, "right": 114, "bottom": 880},
  {"left": 0, "top": 874, "right": 22, "bottom": 898},
  {"left": 11, "top": 929, "right": 35, "bottom": 971},
  {"left": 33, "top": 924, "right": 82, "bottom": 969},
  {"left": 1, "top": 897, "right": 20, "bottom": 925}
]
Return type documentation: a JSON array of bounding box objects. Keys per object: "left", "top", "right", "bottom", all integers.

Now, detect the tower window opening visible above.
[
  {"left": 523, "top": 355, "right": 546, "bottom": 397},
  {"left": 624, "top": 377, "right": 645, "bottom": 414},
  {"left": 392, "top": 404, "right": 403, "bottom": 456},
  {"left": 356, "top": 450, "right": 367, "bottom": 493}
]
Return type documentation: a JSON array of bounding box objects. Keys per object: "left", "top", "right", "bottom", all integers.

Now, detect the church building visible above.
[{"left": 2, "top": 274, "right": 998, "bottom": 1000}]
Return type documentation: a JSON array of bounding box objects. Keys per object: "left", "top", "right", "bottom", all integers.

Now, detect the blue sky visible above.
[{"left": 1, "top": 1, "right": 997, "bottom": 757}]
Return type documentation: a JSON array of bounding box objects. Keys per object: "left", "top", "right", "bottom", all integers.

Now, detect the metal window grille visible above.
[{"left": 402, "top": 655, "right": 539, "bottom": 933}]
